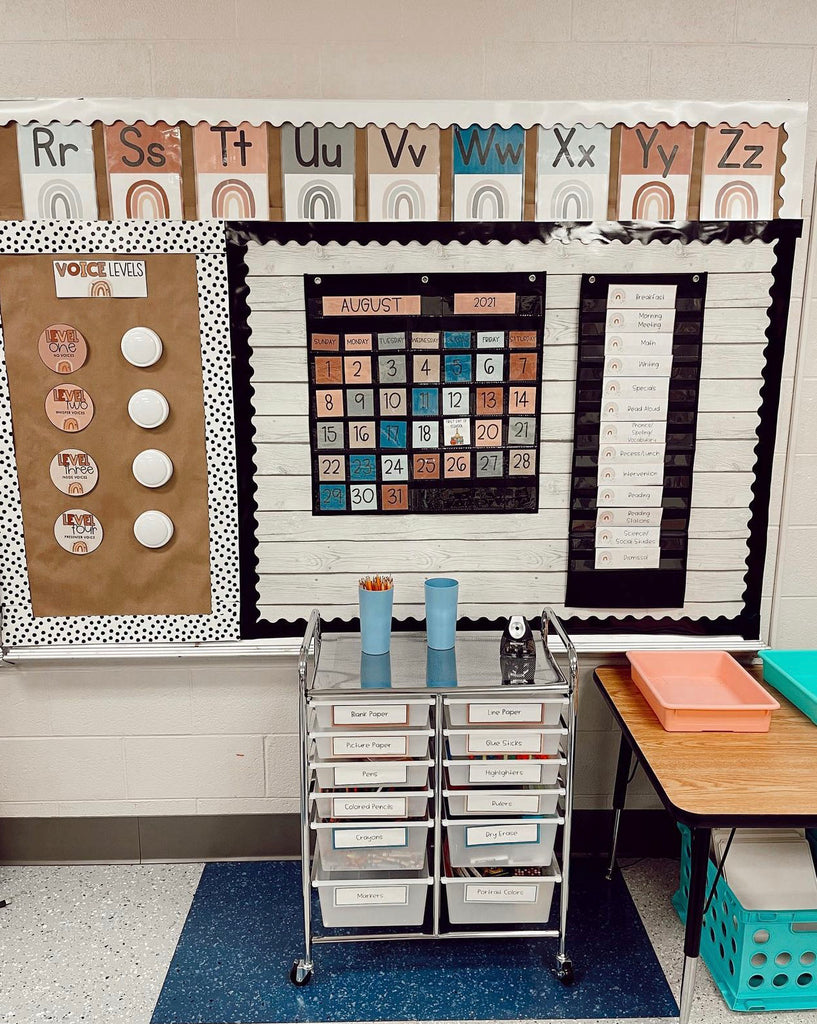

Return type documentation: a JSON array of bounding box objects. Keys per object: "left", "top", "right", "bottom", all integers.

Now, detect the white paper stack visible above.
[{"left": 712, "top": 828, "right": 817, "bottom": 910}]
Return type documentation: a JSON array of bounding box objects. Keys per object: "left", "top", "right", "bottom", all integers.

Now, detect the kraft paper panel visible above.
[{"left": 0, "top": 253, "right": 212, "bottom": 616}]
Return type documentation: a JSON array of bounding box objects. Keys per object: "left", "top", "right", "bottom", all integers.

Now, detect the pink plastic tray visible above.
[{"left": 626, "top": 651, "right": 780, "bottom": 732}]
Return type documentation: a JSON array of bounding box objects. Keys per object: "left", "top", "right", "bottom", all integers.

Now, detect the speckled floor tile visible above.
[{"left": 0, "top": 862, "right": 202, "bottom": 1024}]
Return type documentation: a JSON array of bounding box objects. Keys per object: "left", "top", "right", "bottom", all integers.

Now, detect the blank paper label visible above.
[{"left": 331, "top": 703, "right": 409, "bottom": 726}]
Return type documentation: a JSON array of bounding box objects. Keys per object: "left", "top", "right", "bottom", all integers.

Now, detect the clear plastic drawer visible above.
[
  {"left": 309, "top": 698, "right": 432, "bottom": 730},
  {"left": 444, "top": 697, "right": 567, "bottom": 728},
  {"left": 313, "top": 853, "right": 432, "bottom": 929},
  {"left": 444, "top": 757, "right": 565, "bottom": 788},
  {"left": 312, "top": 814, "right": 432, "bottom": 872},
  {"left": 310, "top": 788, "right": 431, "bottom": 820},
  {"left": 310, "top": 729, "right": 432, "bottom": 760},
  {"left": 310, "top": 756, "right": 432, "bottom": 790},
  {"left": 444, "top": 816, "right": 562, "bottom": 868},
  {"left": 442, "top": 860, "right": 560, "bottom": 925},
  {"left": 444, "top": 786, "right": 564, "bottom": 818}
]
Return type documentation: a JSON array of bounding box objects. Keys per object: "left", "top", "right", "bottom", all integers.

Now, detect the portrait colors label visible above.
[
  {"left": 45, "top": 383, "right": 94, "bottom": 432},
  {"left": 54, "top": 508, "right": 103, "bottom": 554},
  {"left": 322, "top": 295, "right": 421, "bottom": 316},
  {"left": 52, "top": 259, "right": 147, "bottom": 299},
  {"left": 49, "top": 449, "right": 99, "bottom": 496},
  {"left": 38, "top": 323, "right": 88, "bottom": 373}
]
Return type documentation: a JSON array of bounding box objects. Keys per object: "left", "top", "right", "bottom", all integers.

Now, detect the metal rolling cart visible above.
[{"left": 290, "top": 606, "right": 578, "bottom": 986}]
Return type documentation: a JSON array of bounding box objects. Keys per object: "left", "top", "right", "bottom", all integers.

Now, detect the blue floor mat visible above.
[{"left": 152, "top": 859, "right": 678, "bottom": 1023}]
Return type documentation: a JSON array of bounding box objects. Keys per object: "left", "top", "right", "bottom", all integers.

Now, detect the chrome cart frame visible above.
[{"left": 291, "top": 607, "right": 578, "bottom": 986}]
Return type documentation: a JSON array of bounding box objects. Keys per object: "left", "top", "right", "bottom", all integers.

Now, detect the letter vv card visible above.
[{"left": 305, "top": 272, "right": 545, "bottom": 515}]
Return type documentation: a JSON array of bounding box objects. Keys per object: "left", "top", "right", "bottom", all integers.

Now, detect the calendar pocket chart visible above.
[{"left": 304, "top": 273, "right": 546, "bottom": 516}]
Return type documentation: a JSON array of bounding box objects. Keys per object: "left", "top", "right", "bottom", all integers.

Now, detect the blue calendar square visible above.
[
  {"left": 412, "top": 387, "right": 439, "bottom": 416},
  {"left": 349, "top": 454, "right": 377, "bottom": 481},
  {"left": 319, "top": 484, "right": 346, "bottom": 511},
  {"left": 444, "top": 330, "right": 471, "bottom": 349},
  {"left": 445, "top": 354, "right": 472, "bottom": 382},
  {"left": 380, "top": 420, "right": 407, "bottom": 448}
]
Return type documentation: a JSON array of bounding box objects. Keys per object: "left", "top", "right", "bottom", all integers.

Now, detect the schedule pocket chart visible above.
[
  {"left": 305, "top": 272, "right": 546, "bottom": 515},
  {"left": 566, "top": 273, "right": 707, "bottom": 609}
]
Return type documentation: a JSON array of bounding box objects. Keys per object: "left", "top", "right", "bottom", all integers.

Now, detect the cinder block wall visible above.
[{"left": 1, "top": 0, "right": 815, "bottom": 822}]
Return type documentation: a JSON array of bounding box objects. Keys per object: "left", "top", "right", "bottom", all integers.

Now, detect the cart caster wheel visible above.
[
  {"left": 555, "top": 960, "right": 575, "bottom": 986},
  {"left": 290, "top": 960, "right": 313, "bottom": 986}
]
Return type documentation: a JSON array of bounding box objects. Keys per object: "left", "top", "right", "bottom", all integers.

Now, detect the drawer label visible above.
[
  {"left": 331, "top": 735, "right": 408, "bottom": 757},
  {"left": 465, "top": 823, "right": 540, "bottom": 847},
  {"left": 334, "top": 885, "right": 409, "bottom": 907},
  {"left": 332, "top": 796, "right": 408, "bottom": 818},
  {"left": 464, "top": 883, "right": 538, "bottom": 904},
  {"left": 333, "top": 826, "right": 408, "bottom": 850},
  {"left": 465, "top": 793, "right": 541, "bottom": 814},
  {"left": 465, "top": 732, "right": 544, "bottom": 754},
  {"left": 468, "top": 762, "right": 542, "bottom": 783},
  {"left": 465, "top": 702, "right": 545, "bottom": 724},
  {"left": 331, "top": 703, "right": 409, "bottom": 726},
  {"left": 332, "top": 763, "right": 409, "bottom": 785}
]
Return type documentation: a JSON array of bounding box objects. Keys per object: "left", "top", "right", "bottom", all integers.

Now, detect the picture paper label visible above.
[
  {"left": 602, "top": 377, "right": 670, "bottom": 403},
  {"left": 466, "top": 702, "right": 545, "bottom": 724},
  {"left": 599, "top": 420, "right": 667, "bottom": 444},
  {"left": 332, "top": 763, "right": 408, "bottom": 786},
  {"left": 597, "top": 506, "right": 663, "bottom": 528},
  {"left": 54, "top": 508, "right": 103, "bottom": 555},
  {"left": 331, "top": 703, "right": 409, "bottom": 726},
  {"left": 606, "top": 308, "right": 675, "bottom": 333},
  {"left": 607, "top": 284, "right": 677, "bottom": 308},
  {"left": 595, "top": 547, "right": 661, "bottom": 569},
  {"left": 331, "top": 735, "right": 409, "bottom": 757},
  {"left": 465, "top": 793, "right": 541, "bottom": 814},
  {"left": 464, "top": 883, "right": 538, "bottom": 904},
  {"left": 332, "top": 796, "right": 407, "bottom": 818},
  {"left": 597, "top": 485, "right": 664, "bottom": 508},
  {"left": 605, "top": 333, "right": 674, "bottom": 357},
  {"left": 595, "top": 526, "right": 661, "bottom": 547},
  {"left": 468, "top": 762, "right": 544, "bottom": 784},
  {"left": 49, "top": 449, "right": 99, "bottom": 496},
  {"left": 333, "top": 826, "right": 407, "bottom": 850},
  {"left": 465, "top": 731, "right": 544, "bottom": 754},
  {"left": 334, "top": 885, "right": 408, "bottom": 908},
  {"left": 465, "top": 823, "right": 539, "bottom": 847},
  {"left": 53, "top": 259, "right": 147, "bottom": 298}
]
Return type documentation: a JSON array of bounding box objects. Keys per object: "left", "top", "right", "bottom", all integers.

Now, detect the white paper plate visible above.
[
  {"left": 121, "top": 327, "right": 163, "bottom": 367},
  {"left": 133, "top": 510, "right": 174, "bottom": 549},
  {"left": 128, "top": 389, "right": 169, "bottom": 429},
  {"left": 132, "top": 449, "right": 173, "bottom": 488}
]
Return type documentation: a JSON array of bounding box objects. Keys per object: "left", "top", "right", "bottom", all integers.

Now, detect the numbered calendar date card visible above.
[{"left": 304, "top": 272, "right": 546, "bottom": 515}]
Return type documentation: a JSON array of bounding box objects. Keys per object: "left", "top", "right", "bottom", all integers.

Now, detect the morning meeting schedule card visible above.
[
  {"left": 304, "top": 272, "right": 545, "bottom": 515},
  {"left": 567, "top": 272, "right": 707, "bottom": 609}
]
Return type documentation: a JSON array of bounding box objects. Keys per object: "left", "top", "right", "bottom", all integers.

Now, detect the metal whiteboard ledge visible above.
[{"left": 0, "top": 635, "right": 762, "bottom": 663}]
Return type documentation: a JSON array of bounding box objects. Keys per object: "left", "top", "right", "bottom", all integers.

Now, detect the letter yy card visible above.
[{"left": 305, "top": 273, "right": 545, "bottom": 514}]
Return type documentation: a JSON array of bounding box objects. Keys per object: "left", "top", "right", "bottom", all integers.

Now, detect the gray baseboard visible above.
[{"left": 0, "top": 809, "right": 680, "bottom": 865}]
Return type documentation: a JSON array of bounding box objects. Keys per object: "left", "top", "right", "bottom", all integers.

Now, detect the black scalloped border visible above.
[{"left": 225, "top": 219, "right": 802, "bottom": 640}]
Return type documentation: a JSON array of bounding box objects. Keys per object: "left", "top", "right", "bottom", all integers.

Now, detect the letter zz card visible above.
[{"left": 305, "top": 272, "right": 545, "bottom": 515}]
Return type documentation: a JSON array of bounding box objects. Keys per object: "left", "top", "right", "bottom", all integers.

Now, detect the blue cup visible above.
[
  {"left": 425, "top": 577, "right": 458, "bottom": 650},
  {"left": 361, "top": 652, "right": 392, "bottom": 688},
  {"left": 426, "top": 645, "right": 457, "bottom": 688},
  {"left": 359, "top": 586, "right": 393, "bottom": 655}
]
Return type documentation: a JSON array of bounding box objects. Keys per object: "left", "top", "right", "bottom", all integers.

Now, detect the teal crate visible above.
[
  {"left": 673, "top": 825, "right": 817, "bottom": 1011},
  {"left": 758, "top": 650, "right": 817, "bottom": 726}
]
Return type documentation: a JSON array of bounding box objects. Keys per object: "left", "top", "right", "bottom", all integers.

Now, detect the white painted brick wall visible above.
[{"left": 2, "top": 0, "right": 817, "bottom": 817}]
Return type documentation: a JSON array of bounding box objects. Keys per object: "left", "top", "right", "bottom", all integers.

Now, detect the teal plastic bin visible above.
[
  {"left": 758, "top": 650, "right": 817, "bottom": 726},
  {"left": 673, "top": 825, "right": 817, "bottom": 1011}
]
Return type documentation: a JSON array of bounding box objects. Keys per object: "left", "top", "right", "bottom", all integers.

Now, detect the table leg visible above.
[
  {"left": 605, "top": 732, "right": 633, "bottom": 880},
  {"left": 679, "top": 826, "right": 711, "bottom": 1024}
]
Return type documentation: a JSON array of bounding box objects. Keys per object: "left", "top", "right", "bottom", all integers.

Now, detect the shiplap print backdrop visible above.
[{"left": 244, "top": 238, "right": 778, "bottom": 626}]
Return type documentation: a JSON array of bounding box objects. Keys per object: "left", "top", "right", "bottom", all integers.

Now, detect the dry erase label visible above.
[
  {"left": 595, "top": 526, "right": 661, "bottom": 547},
  {"left": 605, "top": 308, "right": 675, "bottom": 332},
  {"left": 38, "top": 324, "right": 88, "bottom": 373},
  {"left": 54, "top": 508, "right": 103, "bottom": 554},
  {"left": 465, "top": 793, "right": 541, "bottom": 814},
  {"left": 333, "top": 763, "right": 408, "bottom": 786},
  {"left": 607, "top": 284, "right": 677, "bottom": 308},
  {"left": 599, "top": 444, "right": 666, "bottom": 465},
  {"left": 332, "top": 796, "right": 407, "bottom": 818},
  {"left": 454, "top": 292, "right": 516, "bottom": 314},
  {"left": 334, "top": 885, "right": 408, "bottom": 908},
  {"left": 597, "top": 464, "right": 665, "bottom": 486},
  {"left": 333, "top": 826, "right": 407, "bottom": 850},
  {"left": 602, "top": 377, "right": 670, "bottom": 404},
  {"left": 465, "top": 731, "right": 544, "bottom": 754},
  {"left": 468, "top": 762, "right": 543, "bottom": 784},
  {"left": 331, "top": 735, "right": 409, "bottom": 757},
  {"left": 597, "top": 485, "right": 664, "bottom": 508},
  {"left": 604, "top": 355, "right": 673, "bottom": 377},
  {"left": 597, "top": 507, "right": 663, "bottom": 528},
  {"left": 605, "top": 333, "right": 674, "bottom": 357},
  {"left": 595, "top": 547, "right": 661, "bottom": 569},
  {"left": 49, "top": 449, "right": 99, "bottom": 496},
  {"left": 465, "top": 823, "right": 539, "bottom": 847},
  {"left": 466, "top": 702, "right": 545, "bottom": 724},
  {"left": 599, "top": 420, "right": 667, "bottom": 444},
  {"left": 321, "top": 295, "right": 421, "bottom": 316},
  {"left": 45, "top": 384, "right": 94, "bottom": 432},
  {"left": 464, "top": 883, "right": 538, "bottom": 904},
  {"left": 53, "top": 259, "right": 147, "bottom": 298},
  {"left": 600, "top": 397, "right": 669, "bottom": 421},
  {"left": 331, "top": 703, "right": 409, "bottom": 726}
]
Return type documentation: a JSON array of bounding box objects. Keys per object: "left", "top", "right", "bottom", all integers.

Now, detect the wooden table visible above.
[{"left": 594, "top": 665, "right": 817, "bottom": 1024}]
